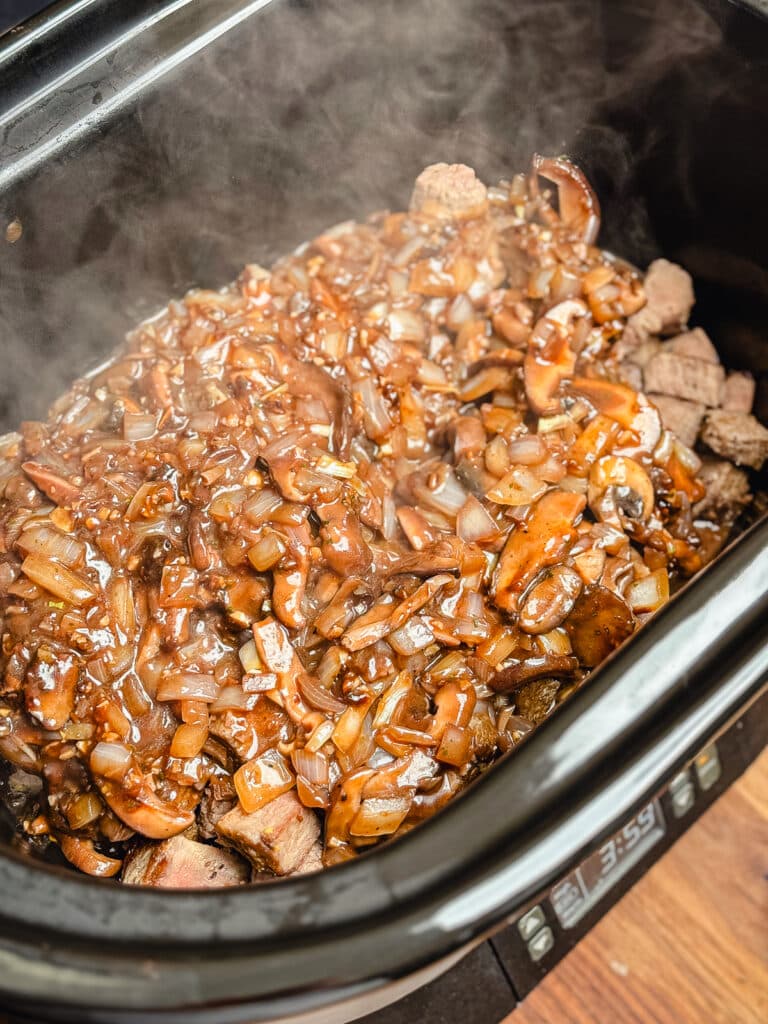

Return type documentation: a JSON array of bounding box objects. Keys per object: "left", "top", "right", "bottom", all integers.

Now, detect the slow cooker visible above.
[{"left": 0, "top": 1, "right": 766, "bottom": 1021}]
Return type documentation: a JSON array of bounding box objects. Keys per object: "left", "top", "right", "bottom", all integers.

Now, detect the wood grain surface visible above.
[{"left": 508, "top": 748, "right": 768, "bottom": 1024}]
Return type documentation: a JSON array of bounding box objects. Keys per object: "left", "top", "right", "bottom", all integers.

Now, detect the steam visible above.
[{"left": 0, "top": 0, "right": 730, "bottom": 430}]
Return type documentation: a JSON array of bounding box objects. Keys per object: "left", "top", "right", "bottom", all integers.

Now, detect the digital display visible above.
[{"left": 550, "top": 799, "right": 666, "bottom": 929}]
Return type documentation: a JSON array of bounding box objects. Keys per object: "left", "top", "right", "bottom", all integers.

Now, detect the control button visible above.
[
  {"left": 671, "top": 780, "right": 696, "bottom": 818},
  {"left": 695, "top": 744, "right": 721, "bottom": 791},
  {"left": 527, "top": 926, "right": 555, "bottom": 962},
  {"left": 517, "top": 905, "right": 546, "bottom": 941},
  {"left": 669, "top": 768, "right": 692, "bottom": 795}
]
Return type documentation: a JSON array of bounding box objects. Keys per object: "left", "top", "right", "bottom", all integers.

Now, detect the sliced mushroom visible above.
[
  {"left": 524, "top": 300, "right": 587, "bottom": 415},
  {"left": 489, "top": 653, "right": 578, "bottom": 693},
  {"left": 570, "top": 378, "right": 662, "bottom": 453},
  {"left": 588, "top": 455, "right": 655, "bottom": 526},
  {"left": 492, "top": 490, "right": 586, "bottom": 613},
  {"left": 93, "top": 775, "right": 195, "bottom": 840},
  {"left": 317, "top": 501, "right": 372, "bottom": 576},
  {"left": 22, "top": 461, "right": 81, "bottom": 506},
  {"left": 564, "top": 586, "right": 635, "bottom": 667},
  {"left": 58, "top": 835, "right": 122, "bottom": 878},
  {"left": 532, "top": 154, "right": 601, "bottom": 244},
  {"left": 518, "top": 565, "right": 584, "bottom": 634}
]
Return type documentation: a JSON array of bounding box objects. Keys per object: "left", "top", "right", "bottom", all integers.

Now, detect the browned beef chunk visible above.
[
  {"left": 648, "top": 394, "right": 705, "bottom": 448},
  {"left": 122, "top": 835, "right": 249, "bottom": 888},
  {"left": 667, "top": 328, "right": 720, "bottom": 364},
  {"left": 644, "top": 352, "right": 724, "bottom": 407},
  {"left": 198, "top": 785, "right": 236, "bottom": 841},
  {"left": 625, "top": 259, "right": 694, "bottom": 342},
  {"left": 410, "top": 163, "right": 488, "bottom": 220},
  {"left": 701, "top": 411, "right": 768, "bottom": 470},
  {"left": 694, "top": 459, "right": 751, "bottom": 520},
  {"left": 722, "top": 372, "right": 755, "bottom": 414},
  {"left": 293, "top": 841, "right": 324, "bottom": 875},
  {"left": 618, "top": 361, "right": 644, "bottom": 392},
  {"left": 215, "top": 790, "right": 321, "bottom": 875}
]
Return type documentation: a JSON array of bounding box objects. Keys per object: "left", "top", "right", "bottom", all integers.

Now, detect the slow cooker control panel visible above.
[{"left": 491, "top": 694, "right": 765, "bottom": 1002}]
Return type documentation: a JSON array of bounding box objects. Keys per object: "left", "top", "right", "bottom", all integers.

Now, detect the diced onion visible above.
[
  {"left": 350, "top": 795, "right": 412, "bottom": 837},
  {"left": 21, "top": 554, "right": 95, "bottom": 606},
  {"left": 352, "top": 378, "right": 393, "bottom": 441},
  {"left": 123, "top": 411, "right": 158, "bottom": 442},
  {"left": 388, "top": 616, "right": 435, "bottom": 656},
  {"left": 238, "top": 639, "right": 263, "bottom": 674},
  {"left": 170, "top": 722, "right": 208, "bottom": 758},
  {"left": 291, "top": 748, "right": 329, "bottom": 787},
  {"left": 65, "top": 791, "right": 103, "bottom": 830},
  {"left": 506, "top": 434, "right": 547, "bottom": 465},
  {"left": 436, "top": 724, "right": 472, "bottom": 766},
  {"left": 628, "top": 568, "right": 670, "bottom": 613},
  {"left": 17, "top": 524, "right": 85, "bottom": 567},
  {"left": 306, "top": 718, "right": 335, "bottom": 753},
  {"left": 156, "top": 673, "right": 218, "bottom": 703},
  {"left": 243, "top": 488, "right": 283, "bottom": 525},
  {"left": 486, "top": 467, "right": 547, "bottom": 506},
  {"left": 234, "top": 750, "right": 295, "bottom": 814},
  {"left": 90, "top": 741, "right": 132, "bottom": 780},
  {"left": 210, "top": 685, "right": 260, "bottom": 712},
  {"left": 456, "top": 495, "right": 500, "bottom": 544},
  {"left": 297, "top": 674, "right": 347, "bottom": 715}
]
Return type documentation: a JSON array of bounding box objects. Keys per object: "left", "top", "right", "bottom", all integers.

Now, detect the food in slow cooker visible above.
[{"left": 0, "top": 158, "right": 765, "bottom": 886}]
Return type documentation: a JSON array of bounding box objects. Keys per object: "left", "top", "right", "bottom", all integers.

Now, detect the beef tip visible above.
[
  {"left": 693, "top": 458, "right": 751, "bottom": 521},
  {"left": 293, "top": 841, "right": 324, "bottom": 876},
  {"left": 618, "top": 361, "right": 643, "bottom": 392},
  {"left": 625, "top": 259, "right": 694, "bottom": 342},
  {"left": 215, "top": 790, "right": 321, "bottom": 875},
  {"left": 410, "top": 163, "right": 488, "bottom": 220},
  {"left": 122, "top": 835, "right": 249, "bottom": 888},
  {"left": 644, "top": 352, "right": 724, "bottom": 407},
  {"left": 701, "top": 411, "right": 768, "bottom": 470},
  {"left": 648, "top": 394, "right": 705, "bottom": 448},
  {"left": 722, "top": 372, "right": 755, "bottom": 414},
  {"left": 198, "top": 784, "right": 236, "bottom": 841},
  {"left": 667, "top": 327, "right": 720, "bottom": 364}
]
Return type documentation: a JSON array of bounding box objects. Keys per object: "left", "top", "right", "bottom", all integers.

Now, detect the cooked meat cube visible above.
[
  {"left": 722, "top": 372, "right": 755, "bottom": 414},
  {"left": 648, "top": 394, "right": 705, "bottom": 448},
  {"left": 216, "top": 790, "right": 320, "bottom": 875},
  {"left": 410, "top": 163, "right": 488, "bottom": 220},
  {"left": 198, "top": 785, "right": 236, "bottom": 841},
  {"left": 644, "top": 352, "right": 724, "bottom": 407},
  {"left": 626, "top": 259, "right": 695, "bottom": 340},
  {"left": 629, "top": 339, "right": 662, "bottom": 367},
  {"left": 667, "top": 327, "right": 720, "bottom": 364},
  {"left": 122, "top": 835, "right": 249, "bottom": 888},
  {"left": 701, "top": 411, "right": 768, "bottom": 470},
  {"left": 694, "top": 459, "right": 751, "bottom": 521},
  {"left": 618, "top": 361, "right": 643, "bottom": 392},
  {"left": 293, "top": 841, "right": 324, "bottom": 876}
]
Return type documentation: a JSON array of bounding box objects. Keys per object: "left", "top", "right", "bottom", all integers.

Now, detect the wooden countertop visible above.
[{"left": 508, "top": 749, "right": 768, "bottom": 1024}]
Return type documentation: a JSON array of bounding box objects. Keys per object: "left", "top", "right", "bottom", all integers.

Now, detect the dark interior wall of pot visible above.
[{"left": 0, "top": 0, "right": 766, "bottom": 431}]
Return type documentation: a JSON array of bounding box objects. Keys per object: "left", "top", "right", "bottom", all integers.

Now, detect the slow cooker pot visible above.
[{"left": 0, "top": 1, "right": 766, "bottom": 1021}]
